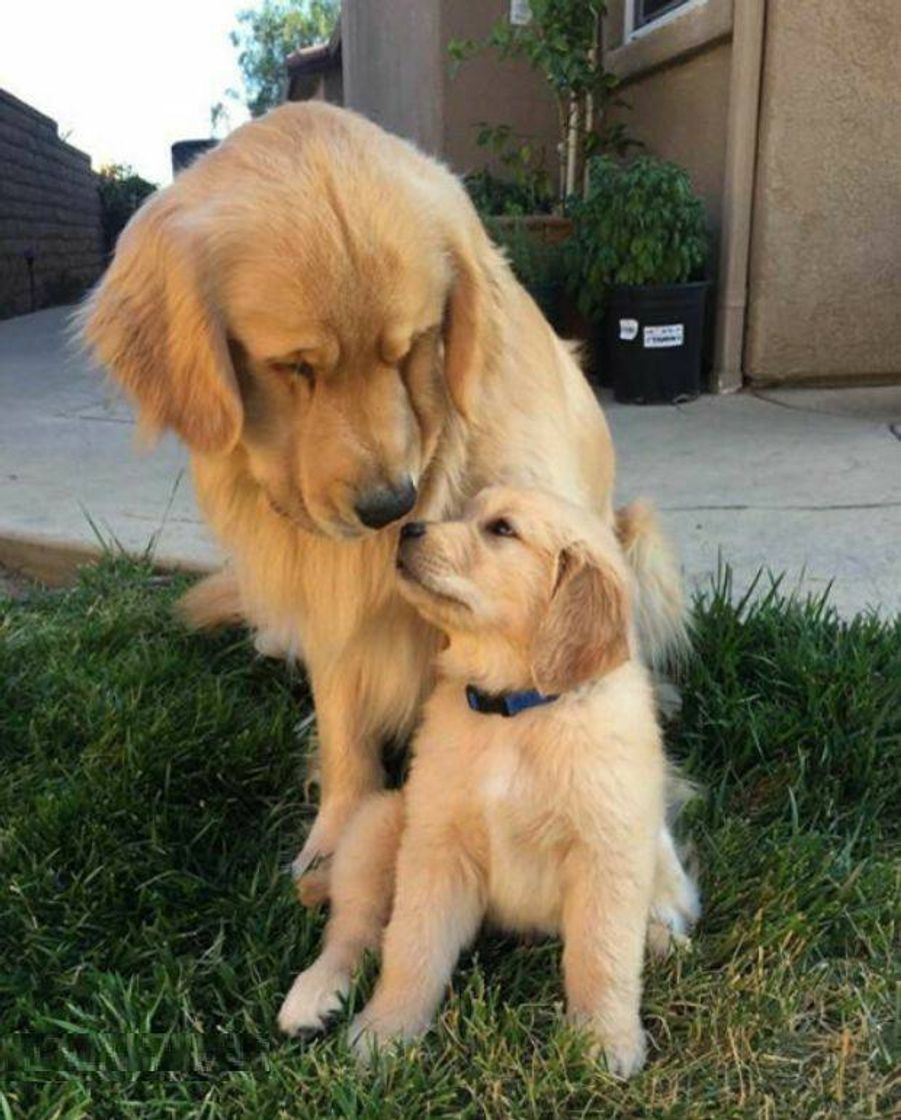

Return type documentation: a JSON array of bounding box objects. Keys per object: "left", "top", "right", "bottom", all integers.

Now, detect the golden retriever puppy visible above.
[
  {"left": 278, "top": 488, "right": 699, "bottom": 1077},
  {"left": 79, "top": 102, "right": 686, "bottom": 895}
]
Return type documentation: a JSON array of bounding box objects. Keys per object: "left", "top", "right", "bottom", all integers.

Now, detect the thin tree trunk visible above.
[
  {"left": 555, "top": 95, "right": 568, "bottom": 209},
  {"left": 584, "top": 7, "right": 603, "bottom": 197},
  {"left": 565, "top": 94, "right": 580, "bottom": 198}
]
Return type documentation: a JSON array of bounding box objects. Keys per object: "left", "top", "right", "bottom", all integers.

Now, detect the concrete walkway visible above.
[{"left": 1, "top": 306, "right": 899, "bottom": 616}]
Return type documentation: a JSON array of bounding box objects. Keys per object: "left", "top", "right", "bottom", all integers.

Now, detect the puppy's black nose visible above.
[
  {"left": 355, "top": 479, "right": 417, "bottom": 530},
  {"left": 400, "top": 520, "right": 426, "bottom": 541}
]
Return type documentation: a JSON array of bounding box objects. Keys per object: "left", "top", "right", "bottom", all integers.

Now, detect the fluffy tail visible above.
[
  {"left": 176, "top": 567, "right": 244, "bottom": 630},
  {"left": 616, "top": 499, "right": 690, "bottom": 673}
]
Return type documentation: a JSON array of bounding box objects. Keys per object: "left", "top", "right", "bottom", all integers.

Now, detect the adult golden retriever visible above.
[
  {"left": 80, "top": 103, "right": 686, "bottom": 891},
  {"left": 278, "top": 488, "right": 699, "bottom": 1077}
]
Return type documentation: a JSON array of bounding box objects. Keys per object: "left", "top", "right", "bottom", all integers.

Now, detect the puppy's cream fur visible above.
[{"left": 279, "top": 489, "right": 698, "bottom": 1077}]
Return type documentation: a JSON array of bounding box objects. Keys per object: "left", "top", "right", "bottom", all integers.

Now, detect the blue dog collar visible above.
[{"left": 465, "top": 683, "right": 559, "bottom": 718}]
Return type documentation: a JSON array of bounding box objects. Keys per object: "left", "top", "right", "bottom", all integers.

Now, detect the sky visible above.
[{"left": 1, "top": 0, "right": 254, "bottom": 186}]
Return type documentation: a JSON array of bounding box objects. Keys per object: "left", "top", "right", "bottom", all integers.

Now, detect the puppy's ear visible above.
[
  {"left": 531, "top": 544, "right": 630, "bottom": 695},
  {"left": 443, "top": 234, "right": 497, "bottom": 419},
  {"left": 78, "top": 195, "right": 242, "bottom": 454}
]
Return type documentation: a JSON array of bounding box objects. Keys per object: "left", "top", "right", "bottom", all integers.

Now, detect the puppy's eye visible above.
[
  {"left": 272, "top": 359, "right": 315, "bottom": 383},
  {"left": 485, "top": 517, "right": 517, "bottom": 539}
]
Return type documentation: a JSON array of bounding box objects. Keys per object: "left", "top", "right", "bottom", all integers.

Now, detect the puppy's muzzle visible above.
[{"left": 355, "top": 478, "right": 417, "bottom": 530}]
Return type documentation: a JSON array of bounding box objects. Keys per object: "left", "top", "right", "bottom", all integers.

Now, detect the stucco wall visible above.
[
  {"left": 0, "top": 89, "right": 103, "bottom": 319},
  {"left": 341, "top": 0, "right": 444, "bottom": 154},
  {"left": 611, "top": 42, "right": 731, "bottom": 235},
  {"left": 744, "top": 0, "right": 901, "bottom": 384},
  {"left": 440, "top": 1, "right": 560, "bottom": 178},
  {"left": 341, "top": 0, "right": 559, "bottom": 179},
  {"left": 603, "top": 0, "right": 735, "bottom": 296}
]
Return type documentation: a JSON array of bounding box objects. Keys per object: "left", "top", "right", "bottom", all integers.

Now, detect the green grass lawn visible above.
[{"left": 1, "top": 559, "right": 897, "bottom": 1119}]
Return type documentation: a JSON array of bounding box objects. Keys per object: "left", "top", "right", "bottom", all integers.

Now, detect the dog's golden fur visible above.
[
  {"left": 79, "top": 102, "right": 685, "bottom": 882},
  {"left": 277, "top": 489, "right": 699, "bottom": 1076}
]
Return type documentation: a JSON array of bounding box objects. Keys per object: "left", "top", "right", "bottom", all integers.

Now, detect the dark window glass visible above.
[{"left": 636, "top": 0, "right": 691, "bottom": 28}]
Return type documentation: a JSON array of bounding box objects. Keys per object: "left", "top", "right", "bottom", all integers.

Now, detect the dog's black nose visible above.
[
  {"left": 355, "top": 479, "right": 417, "bottom": 530},
  {"left": 400, "top": 520, "right": 426, "bottom": 541}
]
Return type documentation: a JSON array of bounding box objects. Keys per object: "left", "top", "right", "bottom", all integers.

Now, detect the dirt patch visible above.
[{"left": 0, "top": 563, "right": 33, "bottom": 600}]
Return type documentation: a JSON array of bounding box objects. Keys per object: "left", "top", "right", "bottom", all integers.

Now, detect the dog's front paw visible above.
[
  {"left": 290, "top": 799, "right": 361, "bottom": 891},
  {"left": 292, "top": 855, "right": 333, "bottom": 909},
  {"left": 278, "top": 960, "right": 349, "bottom": 1037}
]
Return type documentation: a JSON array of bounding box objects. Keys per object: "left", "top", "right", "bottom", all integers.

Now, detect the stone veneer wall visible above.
[{"left": 0, "top": 89, "right": 103, "bottom": 318}]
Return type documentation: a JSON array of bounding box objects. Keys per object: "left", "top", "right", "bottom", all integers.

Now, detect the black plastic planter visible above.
[{"left": 603, "top": 282, "right": 708, "bottom": 404}]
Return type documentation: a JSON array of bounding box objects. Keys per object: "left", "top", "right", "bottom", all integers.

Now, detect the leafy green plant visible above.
[
  {"left": 568, "top": 155, "right": 708, "bottom": 319},
  {"left": 486, "top": 219, "right": 567, "bottom": 291},
  {"left": 485, "top": 219, "right": 570, "bottom": 326},
  {"left": 464, "top": 169, "right": 552, "bottom": 218},
  {"left": 97, "top": 164, "right": 157, "bottom": 258},
  {"left": 449, "top": 1, "right": 637, "bottom": 207},
  {"left": 464, "top": 123, "right": 553, "bottom": 216}
]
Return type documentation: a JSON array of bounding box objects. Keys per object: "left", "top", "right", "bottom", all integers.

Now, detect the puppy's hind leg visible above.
[{"left": 278, "top": 792, "right": 403, "bottom": 1037}]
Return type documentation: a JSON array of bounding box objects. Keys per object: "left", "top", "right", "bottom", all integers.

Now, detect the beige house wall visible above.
[
  {"left": 340, "top": 0, "right": 559, "bottom": 179},
  {"left": 606, "top": 0, "right": 901, "bottom": 387},
  {"left": 604, "top": 0, "right": 736, "bottom": 387},
  {"left": 608, "top": 42, "right": 731, "bottom": 235},
  {"left": 439, "top": 1, "right": 560, "bottom": 178},
  {"left": 341, "top": 0, "right": 444, "bottom": 154},
  {"left": 744, "top": 0, "right": 901, "bottom": 384},
  {"left": 327, "top": 0, "right": 900, "bottom": 387}
]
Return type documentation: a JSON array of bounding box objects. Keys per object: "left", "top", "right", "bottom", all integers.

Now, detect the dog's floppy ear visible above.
[
  {"left": 443, "top": 230, "right": 498, "bottom": 419},
  {"left": 531, "top": 543, "right": 630, "bottom": 694},
  {"left": 78, "top": 195, "right": 242, "bottom": 454}
]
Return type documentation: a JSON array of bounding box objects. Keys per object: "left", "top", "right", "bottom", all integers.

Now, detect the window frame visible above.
[{"left": 625, "top": 0, "right": 707, "bottom": 39}]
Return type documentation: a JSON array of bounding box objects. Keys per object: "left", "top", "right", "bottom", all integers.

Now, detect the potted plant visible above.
[
  {"left": 449, "top": 1, "right": 632, "bottom": 211},
  {"left": 450, "top": 3, "right": 638, "bottom": 342},
  {"left": 569, "top": 155, "right": 709, "bottom": 403},
  {"left": 462, "top": 124, "right": 554, "bottom": 218},
  {"left": 486, "top": 218, "right": 568, "bottom": 329}
]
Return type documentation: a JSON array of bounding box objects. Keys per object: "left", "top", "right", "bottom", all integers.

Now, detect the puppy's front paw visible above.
[
  {"left": 278, "top": 960, "right": 349, "bottom": 1037},
  {"left": 347, "top": 1007, "right": 427, "bottom": 1063},
  {"left": 572, "top": 1012, "right": 647, "bottom": 1079},
  {"left": 598, "top": 1025, "right": 647, "bottom": 1080}
]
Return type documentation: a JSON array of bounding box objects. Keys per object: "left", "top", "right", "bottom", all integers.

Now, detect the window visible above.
[{"left": 633, "top": 0, "right": 693, "bottom": 31}]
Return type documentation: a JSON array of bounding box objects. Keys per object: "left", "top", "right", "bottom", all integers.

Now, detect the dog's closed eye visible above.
[
  {"left": 270, "top": 359, "right": 316, "bottom": 384},
  {"left": 484, "top": 517, "right": 517, "bottom": 539}
]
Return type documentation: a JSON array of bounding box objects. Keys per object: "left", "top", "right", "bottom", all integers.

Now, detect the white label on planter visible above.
[
  {"left": 510, "top": 0, "right": 533, "bottom": 25},
  {"left": 619, "top": 318, "right": 639, "bottom": 341},
  {"left": 644, "top": 324, "right": 684, "bottom": 349}
]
